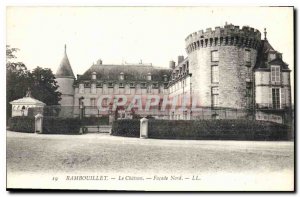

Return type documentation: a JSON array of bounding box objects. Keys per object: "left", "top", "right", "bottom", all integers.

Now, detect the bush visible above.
[
  {"left": 8, "top": 116, "right": 35, "bottom": 133},
  {"left": 111, "top": 119, "right": 289, "bottom": 140},
  {"left": 148, "top": 119, "right": 289, "bottom": 140},
  {"left": 42, "top": 117, "right": 81, "bottom": 134},
  {"left": 111, "top": 119, "right": 140, "bottom": 137},
  {"left": 81, "top": 116, "right": 109, "bottom": 125}
]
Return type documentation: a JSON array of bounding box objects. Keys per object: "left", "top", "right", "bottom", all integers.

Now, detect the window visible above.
[
  {"left": 141, "top": 83, "right": 146, "bottom": 88},
  {"left": 269, "top": 53, "right": 276, "bottom": 61},
  {"left": 246, "top": 82, "right": 252, "bottom": 97},
  {"left": 147, "top": 85, "right": 152, "bottom": 93},
  {"left": 211, "top": 51, "right": 219, "bottom": 62},
  {"left": 163, "top": 75, "right": 168, "bottom": 82},
  {"left": 130, "top": 83, "right": 135, "bottom": 88},
  {"left": 211, "top": 65, "right": 219, "bottom": 83},
  {"left": 90, "top": 98, "right": 96, "bottom": 106},
  {"left": 212, "top": 114, "right": 219, "bottom": 119},
  {"left": 272, "top": 88, "right": 280, "bottom": 109},
  {"left": 164, "top": 83, "right": 168, "bottom": 89},
  {"left": 108, "top": 83, "right": 113, "bottom": 88},
  {"left": 97, "top": 82, "right": 103, "bottom": 88},
  {"left": 119, "top": 83, "right": 124, "bottom": 88},
  {"left": 245, "top": 50, "right": 251, "bottom": 62},
  {"left": 79, "top": 84, "right": 84, "bottom": 94},
  {"left": 91, "top": 84, "right": 96, "bottom": 94},
  {"left": 212, "top": 87, "right": 219, "bottom": 107},
  {"left": 271, "top": 66, "right": 280, "bottom": 82}
]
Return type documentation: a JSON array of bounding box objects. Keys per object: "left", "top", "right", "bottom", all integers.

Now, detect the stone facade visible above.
[
  {"left": 185, "top": 24, "right": 260, "bottom": 110},
  {"left": 55, "top": 23, "right": 292, "bottom": 124}
]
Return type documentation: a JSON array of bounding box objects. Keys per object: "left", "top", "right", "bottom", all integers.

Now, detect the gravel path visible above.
[
  {"left": 7, "top": 131, "right": 294, "bottom": 174},
  {"left": 6, "top": 131, "right": 294, "bottom": 191}
]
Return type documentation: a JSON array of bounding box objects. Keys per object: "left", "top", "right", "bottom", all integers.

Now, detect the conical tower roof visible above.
[{"left": 55, "top": 44, "right": 75, "bottom": 78}]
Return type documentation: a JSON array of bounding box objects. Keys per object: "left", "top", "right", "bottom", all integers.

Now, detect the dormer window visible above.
[
  {"left": 119, "top": 72, "right": 124, "bottom": 80},
  {"left": 271, "top": 66, "right": 280, "bottom": 83},
  {"left": 147, "top": 73, "right": 152, "bottom": 81},
  {"left": 269, "top": 53, "right": 276, "bottom": 61},
  {"left": 91, "top": 72, "right": 97, "bottom": 80},
  {"left": 130, "top": 83, "right": 135, "bottom": 88},
  {"left": 141, "top": 83, "right": 146, "bottom": 88},
  {"left": 163, "top": 74, "right": 168, "bottom": 82}
]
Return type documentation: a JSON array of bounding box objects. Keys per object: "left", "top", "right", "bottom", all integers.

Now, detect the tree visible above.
[
  {"left": 29, "top": 67, "right": 61, "bottom": 105},
  {"left": 6, "top": 45, "right": 61, "bottom": 118},
  {"left": 6, "top": 45, "right": 31, "bottom": 119}
]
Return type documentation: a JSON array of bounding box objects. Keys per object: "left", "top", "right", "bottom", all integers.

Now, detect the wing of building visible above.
[{"left": 55, "top": 23, "right": 292, "bottom": 124}]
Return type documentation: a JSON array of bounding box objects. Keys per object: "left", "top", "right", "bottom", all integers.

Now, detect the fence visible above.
[{"left": 26, "top": 105, "right": 293, "bottom": 125}]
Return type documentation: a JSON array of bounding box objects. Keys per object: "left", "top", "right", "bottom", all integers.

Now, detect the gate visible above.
[{"left": 80, "top": 106, "right": 111, "bottom": 134}]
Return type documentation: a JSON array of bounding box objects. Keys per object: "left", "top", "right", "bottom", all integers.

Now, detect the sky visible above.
[{"left": 6, "top": 6, "right": 294, "bottom": 100}]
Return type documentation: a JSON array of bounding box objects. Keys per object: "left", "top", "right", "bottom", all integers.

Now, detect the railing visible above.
[{"left": 28, "top": 105, "right": 292, "bottom": 123}]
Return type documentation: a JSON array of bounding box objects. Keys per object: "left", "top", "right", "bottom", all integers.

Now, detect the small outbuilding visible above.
[{"left": 10, "top": 90, "right": 46, "bottom": 117}]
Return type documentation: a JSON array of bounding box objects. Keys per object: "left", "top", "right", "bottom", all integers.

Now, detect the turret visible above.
[
  {"left": 185, "top": 23, "right": 261, "bottom": 112},
  {"left": 185, "top": 24, "right": 261, "bottom": 54},
  {"left": 55, "top": 44, "right": 75, "bottom": 117}
]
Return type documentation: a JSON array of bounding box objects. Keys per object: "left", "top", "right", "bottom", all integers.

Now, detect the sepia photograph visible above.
[{"left": 5, "top": 6, "right": 294, "bottom": 191}]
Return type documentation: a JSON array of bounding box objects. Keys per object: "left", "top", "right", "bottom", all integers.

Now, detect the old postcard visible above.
[{"left": 6, "top": 6, "right": 294, "bottom": 191}]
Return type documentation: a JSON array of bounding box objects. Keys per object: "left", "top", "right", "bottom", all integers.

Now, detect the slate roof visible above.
[
  {"left": 268, "top": 58, "right": 289, "bottom": 69},
  {"left": 55, "top": 45, "right": 75, "bottom": 78},
  {"left": 254, "top": 40, "right": 290, "bottom": 71},
  {"left": 76, "top": 63, "right": 172, "bottom": 83}
]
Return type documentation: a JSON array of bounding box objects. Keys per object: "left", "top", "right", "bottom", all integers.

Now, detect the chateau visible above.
[{"left": 55, "top": 23, "right": 292, "bottom": 124}]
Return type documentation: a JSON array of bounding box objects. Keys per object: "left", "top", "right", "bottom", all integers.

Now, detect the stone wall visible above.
[{"left": 188, "top": 45, "right": 257, "bottom": 109}]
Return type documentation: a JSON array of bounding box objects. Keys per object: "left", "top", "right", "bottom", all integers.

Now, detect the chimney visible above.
[
  {"left": 97, "top": 59, "right": 103, "bottom": 65},
  {"left": 169, "top": 60, "right": 175, "bottom": 69},
  {"left": 178, "top": 56, "right": 184, "bottom": 65}
]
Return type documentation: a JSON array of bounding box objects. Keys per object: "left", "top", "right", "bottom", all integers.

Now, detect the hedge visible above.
[
  {"left": 8, "top": 116, "right": 35, "bottom": 133},
  {"left": 111, "top": 119, "right": 140, "bottom": 137},
  {"left": 42, "top": 117, "right": 81, "bottom": 134},
  {"left": 111, "top": 119, "right": 289, "bottom": 140},
  {"left": 8, "top": 116, "right": 81, "bottom": 134}
]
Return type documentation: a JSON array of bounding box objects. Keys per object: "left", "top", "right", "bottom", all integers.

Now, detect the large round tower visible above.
[
  {"left": 185, "top": 23, "right": 261, "bottom": 109},
  {"left": 55, "top": 45, "right": 75, "bottom": 117}
]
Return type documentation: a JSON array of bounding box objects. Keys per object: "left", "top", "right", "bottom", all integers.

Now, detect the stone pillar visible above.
[
  {"left": 34, "top": 113, "right": 43, "bottom": 134},
  {"left": 109, "top": 114, "right": 114, "bottom": 125},
  {"left": 79, "top": 96, "right": 85, "bottom": 120},
  {"left": 140, "top": 117, "right": 148, "bottom": 138}
]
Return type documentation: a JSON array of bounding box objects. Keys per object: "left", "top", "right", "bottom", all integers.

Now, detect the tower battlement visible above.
[{"left": 185, "top": 24, "right": 261, "bottom": 53}]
